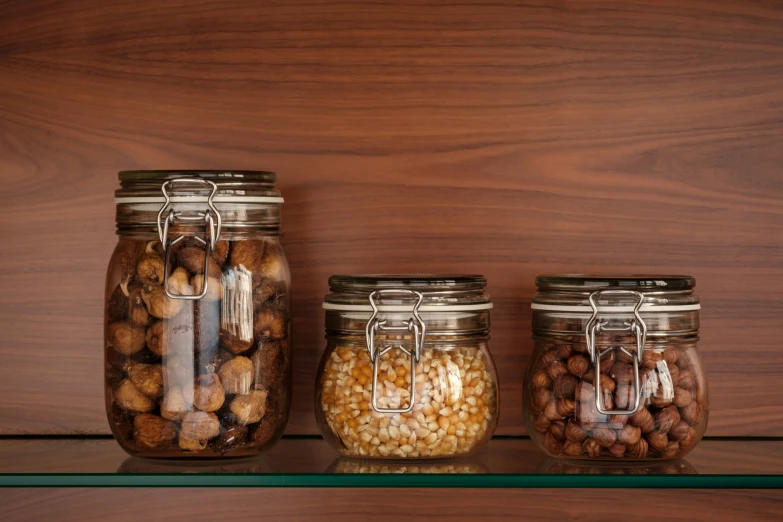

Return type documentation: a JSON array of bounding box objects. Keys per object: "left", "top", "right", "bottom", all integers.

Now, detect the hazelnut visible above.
[
  {"left": 107, "top": 322, "right": 146, "bottom": 355},
  {"left": 114, "top": 379, "right": 156, "bottom": 412},
  {"left": 531, "top": 369, "right": 553, "bottom": 389},
  {"left": 663, "top": 347, "right": 679, "bottom": 365},
  {"left": 220, "top": 330, "right": 254, "bottom": 355},
  {"left": 655, "top": 405, "right": 681, "bottom": 433},
  {"left": 617, "top": 424, "right": 641, "bottom": 445},
  {"left": 554, "top": 375, "right": 578, "bottom": 398},
  {"left": 252, "top": 340, "right": 282, "bottom": 388},
  {"left": 543, "top": 431, "right": 563, "bottom": 455},
  {"left": 592, "top": 427, "right": 617, "bottom": 448},
  {"left": 555, "top": 344, "right": 573, "bottom": 360},
  {"left": 548, "top": 420, "right": 566, "bottom": 441},
  {"left": 642, "top": 350, "right": 663, "bottom": 369},
  {"left": 582, "top": 438, "right": 601, "bottom": 458},
  {"left": 566, "top": 354, "right": 589, "bottom": 378},
  {"left": 136, "top": 253, "right": 165, "bottom": 286},
  {"left": 547, "top": 361, "right": 568, "bottom": 381},
  {"left": 650, "top": 385, "right": 674, "bottom": 408},
  {"left": 127, "top": 362, "right": 164, "bottom": 398},
  {"left": 607, "top": 414, "right": 628, "bottom": 428},
  {"left": 679, "top": 426, "right": 699, "bottom": 451},
  {"left": 599, "top": 350, "right": 615, "bottom": 374},
  {"left": 133, "top": 413, "right": 177, "bottom": 449},
  {"left": 663, "top": 441, "right": 680, "bottom": 459},
  {"left": 680, "top": 401, "right": 703, "bottom": 425},
  {"left": 563, "top": 440, "right": 584, "bottom": 456},
  {"left": 230, "top": 389, "right": 268, "bottom": 425},
  {"left": 668, "top": 420, "right": 690, "bottom": 442},
  {"left": 609, "top": 443, "right": 626, "bottom": 458},
  {"left": 673, "top": 387, "right": 692, "bottom": 408},
  {"left": 629, "top": 407, "right": 655, "bottom": 433},
  {"left": 582, "top": 368, "right": 596, "bottom": 383},
  {"left": 178, "top": 246, "right": 223, "bottom": 279},
  {"left": 179, "top": 434, "right": 207, "bottom": 451},
  {"left": 212, "top": 240, "right": 230, "bottom": 266},
  {"left": 229, "top": 241, "right": 267, "bottom": 285},
  {"left": 212, "top": 424, "right": 249, "bottom": 453},
  {"left": 193, "top": 373, "right": 225, "bottom": 412},
  {"left": 598, "top": 374, "right": 616, "bottom": 394},
  {"left": 628, "top": 438, "right": 648, "bottom": 459},
  {"left": 531, "top": 388, "right": 553, "bottom": 413},
  {"left": 611, "top": 362, "right": 633, "bottom": 384},
  {"left": 161, "top": 387, "right": 192, "bottom": 421},
  {"left": 142, "top": 286, "right": 184, "bottom": 319},
  {"left": 646, "top": 430, "right": 669, "bottom": 452},
  {"left": 254, "top": 309, "right": 287, "bottom": 340},
  {"left": 544, "top": 400, "right": 564, "bottom": 421},
  {"left": 191, "top": 275, "right": 223, "bottom": 301},
  {"left": 218, "top": 356, "right": 254, "bottom": 395},
  {"left": 565, "top": 421, "right": 588, "bottom": 443},
  {"left": 575, "top": 381, "right": 594, "bottom": 403},
  {"left": 572, "top": 342, "right": 589, "bottom": 354},
  {"left": 615, "top": 384, "right": 633, "bottom": 410},
  {"left": 616, "top": 349, "right": 634, "bottom": 364},
  {"left": 556, "top": 398, "right": 576, "bottom": 417},
  {"left": 676, "top": 368, "right": 695, "bottom": 389},
  {"left": 181, "top": 411, "right": 221, "bottom": 440},
  {"left": 532, "top": 414, "right": 550, "bottom": 433},
  {"left": 540, "top": 351, "right": 559, "bottom": 367}
]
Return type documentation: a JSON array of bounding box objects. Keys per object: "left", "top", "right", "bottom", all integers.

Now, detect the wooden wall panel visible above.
[{"left": 0, "top": 0, "right": 782, "bottom": 435}]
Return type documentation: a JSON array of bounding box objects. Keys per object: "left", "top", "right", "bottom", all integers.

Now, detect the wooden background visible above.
[{"left": 1, "top": 0, "right": 782, "bottom": 436}]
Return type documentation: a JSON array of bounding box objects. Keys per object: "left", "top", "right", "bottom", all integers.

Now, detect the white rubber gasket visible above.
[
  {"left": 115, "top": 196, "right": 284, "bottom": 204},
  {"left": 322, "top": 303, "right": 494, "bottom": 312},
  {"left": 531, "top": 303, "right": 700, "bottom": 313}
]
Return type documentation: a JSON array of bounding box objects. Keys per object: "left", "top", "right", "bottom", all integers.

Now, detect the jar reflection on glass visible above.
[
  {"left": 327, "top": 457, "right": 488, "bottom": 474},
  {"left": 524, "top": 275, "right": 708, "bottom": 461},
  {"left": 315, "top": 275, "right": 499, "bottom": 459},
  {"left": 536, "top": 458, "right": 697, "bottom": 475},
  {"left": 105, "top": 171, "right": 291, "bottom": 458}
]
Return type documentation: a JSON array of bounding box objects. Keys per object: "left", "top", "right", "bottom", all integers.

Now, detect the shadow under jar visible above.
[
  {"left": 105, "top": 171, "right": 292, "bottom": 458},
  {"left": 315, "top": 275, "right": 499, "bottom": 459},
  {"left": 524, "top": 275, "right": 708, "bottom": 461}
]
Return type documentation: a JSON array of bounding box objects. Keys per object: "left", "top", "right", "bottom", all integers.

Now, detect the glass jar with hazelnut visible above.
[
  {"left": 315, "top": 275, "right": 499, "bottom": 459},
  {"left": 105, "top": 171, "right": 291, "bottom": 457},
  {"left": 524, "top": 275, "right": 708, "bottom": 461}
]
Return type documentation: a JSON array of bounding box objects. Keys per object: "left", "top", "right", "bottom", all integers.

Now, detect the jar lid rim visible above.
[
  {"left": 118, "top": 170, "right": 276, "bottom": 182},
  {"left": 329, "top": 274, "right": 486, "bottom": 289},
  {"left": 536, "top": 274, "right": 695, "bottom": 291}
]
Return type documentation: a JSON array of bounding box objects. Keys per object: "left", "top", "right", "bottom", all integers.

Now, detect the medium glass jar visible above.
[
  {"left": 524, "top": 275, "right": 708, "bottom": 461},
  {"left": 105, "top": 171, "right": 291, "bottom": 458},
  {"left": 315, "top": 275, "right": 499, "bottom": 459}
]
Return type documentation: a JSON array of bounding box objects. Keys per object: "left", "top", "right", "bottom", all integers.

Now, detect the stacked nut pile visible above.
[
  {"left": 105, "top": 237, "right": 290, "bottom": 456},
  {"left": 528, "top": 339, "right": 707, "bottom": 460},
  {"left": 319, "top": 345, "right": 497, "bottom": 458}
]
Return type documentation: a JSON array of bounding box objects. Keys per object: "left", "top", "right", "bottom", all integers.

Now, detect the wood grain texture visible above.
[
  {"left": 3, "top": 488, "right": 783, "bottom": 521},
  {"left": 0, "top": 0, "right": 782, "bottom": 435}
]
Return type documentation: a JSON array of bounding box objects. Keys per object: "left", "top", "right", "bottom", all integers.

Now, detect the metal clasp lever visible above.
[
  {"left": 366, "top": 289, "right": 426, "bottom": 414},
  {"left": 585, "top": 289, "right": 648, "bottom": 415},
  {"left": 156, "top": 178, "right": 222, "bottom": 301}
]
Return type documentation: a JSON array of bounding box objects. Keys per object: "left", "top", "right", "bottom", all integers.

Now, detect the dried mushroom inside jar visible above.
[
  {"left": 315, "top": 275, "right": 499, "bottom": 459},
  {"left": 104, "top": 170, "right": 291, "bottom": 458},
  {"left": 525, "top": 275, "right": 708, "bottom": 461}
]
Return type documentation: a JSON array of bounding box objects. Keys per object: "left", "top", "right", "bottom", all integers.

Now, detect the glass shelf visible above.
[{"left": 0, "top": 437, "right": 781, "bottom": 488}]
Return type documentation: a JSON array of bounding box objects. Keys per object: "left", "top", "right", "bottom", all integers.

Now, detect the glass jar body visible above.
[
  {"left": 524, "top": 331, "right": 708, "bottom": 461},
  {"left": 315, "top": 335, "right": 499, "bottom": 459},
  {"left": 104, "top": 234, "right": 291, "bottom": 458}
]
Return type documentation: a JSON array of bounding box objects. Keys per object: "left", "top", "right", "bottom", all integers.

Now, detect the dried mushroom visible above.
[
  {"left": 218, "top": 356, "right": 254, "bottom": 395},
  {"left": 212, "top": 425, "right": 249, "bottom": 453},
  {"left": 230, "top": 390, "right": 268, "bottom": 425},
  {"left": 259, "top": 241, "right": 286, "bottom": 281},
  {"left": 193, "top": 373, "right": 225, "bottom": 412},
  {"left": 136, "top": 253, "right": 165, "bottom": 286},
  {"left": 191, "top": 275, "right": 223, "bottom": 301},
  {"left": 179, "top": 434, "right": 207, "bottom": 451},
  {"left": 178, "top": 247, "right": 222, "bottom": 278},
  {"left": 142, "top": 285, "right": 184, "bottom": 319},
  {"left": 254, "top": 309, "right": 287, "bottom": 340},
  {"left": 127, "top": 362, "right": 164, "bottom": 398},
  {"left": 133, "top": 413, "right": 177, "bottom": 449},
  {"left": 128, "top": 284, "right": 151, "bottom": 327},
  {"left": 161, "top": 387, "right": 192, "bottom": 421},
  {"left": 115, "top": 379, "right": 156, "bottom": 412},
  {"left": 107, "top": 322, "right": 146, "bottom": 355},
  {"left": 253, "top": 279, "right": 277, "bottom": 308},
  {"left": 212, "top": 240, "right": 230, "bottom": 266},
  {"left": 219, "top": 330, "right": 254, "bottom": 355},
  {"left": 145, "top": 321, "right": 168, "bottom": 357},
  {"left": 181, "top": 411, "right": 221, "bottom": 440},
  {"left": 107, "top": 283, "right": 129, "bottom": 321},
  {"left": 228, "top": 241, "right": 266, "bottom": 285},
  {"left": 252, "top": 341, "right": 282, "bottom": 388}
]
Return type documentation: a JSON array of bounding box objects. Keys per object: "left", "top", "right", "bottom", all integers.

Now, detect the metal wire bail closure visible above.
[
  {"left": 585, "top": 289, "right": 648, "bottom": 415},
  {"left": 365, "top": 289, "right": 426, "bottom": 414},
  {"left": 156, "top": 178, "right": 222, "bottom": 301}
]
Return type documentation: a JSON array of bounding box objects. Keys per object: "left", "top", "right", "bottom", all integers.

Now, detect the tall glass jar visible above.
[
  {"left": 524, "top": 275, "right": 708, "bottom": 461},
  {"left": 315, "top": 275, "right": 499, "bottom": 459},
  {"left": 105, "top": 171, "right": 291, "bottom": 458}
]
